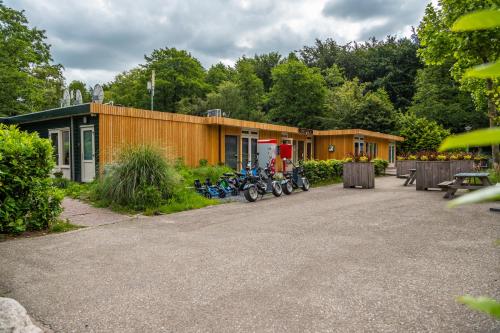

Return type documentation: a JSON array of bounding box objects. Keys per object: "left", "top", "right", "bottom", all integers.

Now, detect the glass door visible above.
[
  {"left": 225, "top": 135, "right": 239, "bottom": 169},
  {"left": 388, "top": 143, "right": 396, "bottom": 166},
  {"left": 241, "top": 129, "right": 258, "bottom": 167},
  {"left": 49, "top": 128, "right": 71, "bottom": 179},
  {"left": 81, "top": 126, "right": 95, "bottom": 182}
]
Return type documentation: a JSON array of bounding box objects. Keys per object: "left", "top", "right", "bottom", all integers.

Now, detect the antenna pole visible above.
[{"left": 150, "top": 70, "right": 155, "bottom": 111}]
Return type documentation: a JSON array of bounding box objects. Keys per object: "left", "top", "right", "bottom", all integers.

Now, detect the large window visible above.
[
  {"left": 242, "top": 129, "right": 258, "bottom": 166},
  {"left": 225, "top": 135, "right": 239, "bottom": 169},
  {"left": 367, "top": 142, "right": 378, "bottom": 158},
  {"left": 49, "top": 128, "right": 70, "bottom": 167},
  {"left": 354, "top": 136, "right": 365, "bottom": 155}
]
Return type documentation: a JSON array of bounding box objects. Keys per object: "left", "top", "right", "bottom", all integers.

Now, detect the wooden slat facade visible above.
[{"left": 91, "top": 104, "right": 403, "bottom": 170}]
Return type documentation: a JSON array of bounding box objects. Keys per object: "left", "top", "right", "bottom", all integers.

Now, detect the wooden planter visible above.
[
  {"left": 416, "top": 160, "right": 474, "bottom": 190},
  {"left": 396, "top": 160, "right": 417, "bottom": 178},
  {"left": 343, "top": 162, "right": 375, "bottom": 189}
]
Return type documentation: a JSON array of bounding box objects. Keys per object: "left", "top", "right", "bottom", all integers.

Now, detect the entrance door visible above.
[
  {"left": 225, "top": 135, "right": 239, "bottom": 169},
  {"left": 297, "top": 140, "right": 305, "bottom": 161},
  {"left": 241, "top": 130, "right": 258, "bottom": 167},
  {"left": 388, "top": 143, "right": 396, "bottom": 167},
  {"left": 81, "top": 126, "right": 95, "bottom": 182},
  {"left": 49, "top": 128, "right": 71, "bottom": 179}
]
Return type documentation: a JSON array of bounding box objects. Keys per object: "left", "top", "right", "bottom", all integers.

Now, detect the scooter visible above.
[
  {"left": 242, "top": 158, "right": 282, "bottom": 202},
  {"left": 281, "top": 158, "right": 310, "bottom": 195}
]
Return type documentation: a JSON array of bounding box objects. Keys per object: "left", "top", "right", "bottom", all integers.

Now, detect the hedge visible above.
[
  {"left": 0, "top": 125, "right": 63, "bottom": 234},
  {"left": 372, "top": 158, "right": 389, "bottom": 176},
  {"left": 302, "top": 159, "right": 343, "bottom": 184}
]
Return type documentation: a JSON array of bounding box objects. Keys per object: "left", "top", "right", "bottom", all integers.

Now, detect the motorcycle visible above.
[{"left": 281, "top": 158, "right": 310, "bottom": 195}]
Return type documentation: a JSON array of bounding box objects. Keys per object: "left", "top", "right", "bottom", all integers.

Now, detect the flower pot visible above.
[
  {"left": 343, "top": 162, "right": 375, "bottom": 189},
  {"left": 416, "top": 160, "right": 474, "bottom": 191},
  {"left": 396, "top": 160, "right": 417, "bottom": 178}
]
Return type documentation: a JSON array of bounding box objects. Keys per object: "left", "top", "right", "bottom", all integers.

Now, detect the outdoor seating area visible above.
[{"left": 439, "top": 172, "right": 492, "bottom": 199}]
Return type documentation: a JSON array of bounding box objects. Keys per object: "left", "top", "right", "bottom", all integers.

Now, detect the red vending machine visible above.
[{"left": 279, "top": 143, "right": 292, "bottom": 172}]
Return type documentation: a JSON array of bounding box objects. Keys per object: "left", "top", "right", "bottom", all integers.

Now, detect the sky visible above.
[{"left": 6, "top": 0, "right": 437, "bottom": 87}]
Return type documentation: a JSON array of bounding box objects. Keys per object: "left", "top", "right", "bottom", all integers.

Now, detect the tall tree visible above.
[
  {"left": 0, "top": 1, "right": 64, "bottom": 116},
  {"left": 206, "top": 62, "right": 235, "bottom": 89},
  {"left": 409, "top": 62, "right": 488, "bottom": 133},
  {"left": 323, "top": 79, "right": 397, "bottom": 133},
  {"left": 144, "top": 47, "right": 209, "bottom": 112},
  {"left": 234, "top": 60, "right": 266, "bottom": 121},
  {"left": 269, "top": 59, "right": 326, "bottom": 128},
  {"left": 105, "top": 68, "right": 148, "bottom": 109},
  {"left": 418, "top": 0, "right": 500, "bottom": 158},
  {"left": 396, "top": 112, "right": 451, "bottom": 153},
  {"left": 68, "top": 80, "right": 91, "bottom": 103},
  {"left": 253, "top": 52, "right": 282, "bottom": 92}
]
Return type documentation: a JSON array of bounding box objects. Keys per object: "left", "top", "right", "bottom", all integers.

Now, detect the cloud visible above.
[{"left": 5, "top": 0, "right": 430, "bottom": 86}]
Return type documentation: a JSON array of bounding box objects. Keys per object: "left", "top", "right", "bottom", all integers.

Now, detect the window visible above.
[
  {"left": 242, "top": 129, "right": 258, "bottom": 166},
  {"left": 367, "top": 142, "right": 378, "bottom": 158},
  {"left": 49, "top": 128, "right": 71, "bottom": 167},
  {"left": 354, "top": 136, "right": 365, "bottom": 155}
]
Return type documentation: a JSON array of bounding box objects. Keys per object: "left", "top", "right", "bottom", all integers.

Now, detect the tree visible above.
[
  {"left": 323, "top": 79, "right": 397, "bottom": 133},
  {"left": 418, "top": 0, "right": 500, "bottom": 159},
  {"left": 206, "top": 62, "right": 235, "bottom": 89},
  {"left": 68, "top": 80, "right": 91, "bottom": 103},
  {"left": 269, "top": 60, "right": 326, "bottom": 128},
  {"left": 206, "top": 81, "right": 245, "bottom": 119},
  {"left": 105, "top": 68, "right": 149, "bottom": 109},
  {"left": 144, "top": 47, "right": 209, "bottom": 112},
  {"left": 234, "top": 60, "right": 266, "bottom": 121},
  {"left": 0, "top": 1, "right": 64, "bottom": 116},
  {"left": 253, "top": 52, "right": 282, "bottom": 92},
  {"left": 396, "top": 112, "right": 451, "bottom": 153},
  {"left": 409, "top": 62, "right": 488, "bottom": 133},
  {"left": 323, "top": 64, "right": 345, "bottom": 89}
]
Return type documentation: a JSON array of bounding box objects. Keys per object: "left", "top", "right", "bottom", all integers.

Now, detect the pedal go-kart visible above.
[
  {"left": 281, "top": 158, "right": 310, "bottom": 195},
  {"left": 194, "top": 178, "right": 226, "bottom": 199}
]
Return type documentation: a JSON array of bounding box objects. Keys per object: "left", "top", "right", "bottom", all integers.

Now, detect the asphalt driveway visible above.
[{"left": 0, "top": 177, "right": 499, "bottom": 332}]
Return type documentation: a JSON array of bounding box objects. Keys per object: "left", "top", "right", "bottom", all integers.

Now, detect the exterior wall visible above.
[
  {"left": 98, "top": 112, "right": 219, "bottom": 169},
  {"left": 17, "top": 115, "right": 99, "bottom": 182},
  {"left": 314, "top": 135, "right": 354, "bottom": 160}
]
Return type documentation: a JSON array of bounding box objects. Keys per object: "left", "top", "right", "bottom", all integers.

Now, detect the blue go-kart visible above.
[{"left": 194, "top": 178, "right": 226, "bottom": 199}]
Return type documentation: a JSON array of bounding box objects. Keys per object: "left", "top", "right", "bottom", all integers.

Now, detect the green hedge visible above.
[
  {"left": 302, "top": 159, "right": 343, "bottom": 184},
  {"left": 372, "top": 158, "right": 389, "bottom": 176},
  {"left": 0, "top": 125, "right": 63, "bottom": 234}
]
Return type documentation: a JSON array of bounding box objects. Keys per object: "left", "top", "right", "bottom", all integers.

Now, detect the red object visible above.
[
  {"left": 279, "top": 144, "right": 292, "bottom": 159},
  {"left": 258, "top": 139, "right": 277, "bottom": 144}
]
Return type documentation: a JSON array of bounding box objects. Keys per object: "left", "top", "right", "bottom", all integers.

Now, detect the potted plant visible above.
[
  {"left": 416, "top": 151, "right": 474, "bottom": 190},
  {"left": 396, "top": 153, "right": 417, "bottom": 178},
  {"left": 343, "top": 154, "right": 375, "bottom": 189}
]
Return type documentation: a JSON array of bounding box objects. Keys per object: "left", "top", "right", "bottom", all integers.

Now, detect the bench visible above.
[
  {"left": 442, "top": 172, "right": 492, "bottom": 199},
  {"left": 403, "top": 168, "right": 417, "bottom": 186}
]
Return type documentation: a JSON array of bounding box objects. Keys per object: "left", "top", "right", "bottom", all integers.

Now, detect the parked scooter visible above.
[
  {"left": 242, "top": 157, "right": 282, "bottom": 202},
  {"left": 281, "top": 158, "right": 310, "bottom": 195}
]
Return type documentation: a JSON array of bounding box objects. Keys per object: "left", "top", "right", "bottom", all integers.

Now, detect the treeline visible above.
[{"left": 1, "top": 1, "right": 494, "bottom": 153}]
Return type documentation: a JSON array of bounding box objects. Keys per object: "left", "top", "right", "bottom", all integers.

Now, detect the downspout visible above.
[
  {"left": 218, "top": 125, "right": 222, "bottom": 165},
  {"left": 70, "top": 116, "right": 75, "bottom": 181}
]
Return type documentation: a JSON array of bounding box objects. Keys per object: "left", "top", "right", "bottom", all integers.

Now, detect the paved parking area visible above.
[{"left": 0, "top": 177, "right": 499, "bottom": 332}]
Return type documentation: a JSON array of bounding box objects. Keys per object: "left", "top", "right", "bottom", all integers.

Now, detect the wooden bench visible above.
[{"left": 442, "top": 172, "right": 492, "bottom": 199}]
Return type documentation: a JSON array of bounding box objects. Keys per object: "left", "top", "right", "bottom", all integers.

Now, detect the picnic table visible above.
[
  {"left": 439, "top": 172, "right": 492, "bottom": 199},
  {"left": 403, "top": 168, "right": 416, "bottom": 186}
]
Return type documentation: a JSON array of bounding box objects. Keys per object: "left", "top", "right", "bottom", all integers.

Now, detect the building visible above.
[{"left": 0, "top": 103, "right": 404, "bottom": 182}]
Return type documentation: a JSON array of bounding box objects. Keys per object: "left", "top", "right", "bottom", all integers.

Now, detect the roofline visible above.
[
  {"left": 314, "top": 129, "right": 404, "bottom": 141},
  {"left": 1, "top": 104, "right": 92, "bottom": 124}
]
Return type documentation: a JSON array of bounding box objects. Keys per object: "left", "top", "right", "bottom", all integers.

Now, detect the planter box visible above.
[
  {"left": 396, "top": 160, "right": 417, "bottom": 178},
  {"left": 416, "top": 160, "right": 474, "bottom": 191},
  {"left": 343, "top": 162, "right": 375, "bottom": 189}
]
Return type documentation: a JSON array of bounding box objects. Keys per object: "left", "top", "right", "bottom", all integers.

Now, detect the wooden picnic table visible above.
[
  {"left": 403, "top": 168, "right": 416, "bottom": 186},
  {"left": 440, "top": 172, "right": 492, "bottom": 199}
]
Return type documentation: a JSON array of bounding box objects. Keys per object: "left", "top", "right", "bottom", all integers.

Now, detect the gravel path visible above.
[{"left": 1, "top": 177, "right": 498, "bottom": 332}]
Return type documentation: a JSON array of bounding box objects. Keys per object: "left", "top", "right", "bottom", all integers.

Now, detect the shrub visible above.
[
  {"left": 372, "top": 159, "right": 389, "bottom": 176},
  {"left": 95, "top": 145, "right": 180, "bottom": 209},
  {"left": 303, "top": 159, "right": 343, "bottom": 184},
  {"left": 0, "top": 125, "right": 63, "bottom": 234}
]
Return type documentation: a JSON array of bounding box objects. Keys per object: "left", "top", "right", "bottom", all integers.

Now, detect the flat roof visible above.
[{"left": 1, "top": 103, "right": 404, "bottom": 141}]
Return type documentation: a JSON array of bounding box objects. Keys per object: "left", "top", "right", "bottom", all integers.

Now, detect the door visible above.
[
  {"left": 388, "top": 143, "right": 396, "bottom": 167},
  {"left": 49, "top": 128, "right": 71, "bottom": 179},
  {"left": 225, "top": 135, "right": 239, "bottom": 169},
  {"left": 297, "top": 140, "right": 305, "bottom": 161},
  {"left": 81, "top": 126, "right": 95, "bottom": 182},
  {"left": 241, "top": 130, "right": 258, "bottom": 167},
  {"left": 306, "top": 141, "right": 312, "bottom": 160}
]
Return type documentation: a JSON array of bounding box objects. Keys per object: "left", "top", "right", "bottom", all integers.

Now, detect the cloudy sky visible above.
[{"left": 6, "top": 0, "right": 437, "bottom": 86}]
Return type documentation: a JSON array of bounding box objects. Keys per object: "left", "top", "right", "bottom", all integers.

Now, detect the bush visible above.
[
  {"left": 303, "top": 159, "right": 343, "bottom": 184},
  {"left": 372, "top": 159, "right": 389, "bottom": 176},
  {"left": 94, "top": 145, "right": 180, "bottom": 209},
  {"left": 0, "top": 125, "right": 63, "bottom": 234}
]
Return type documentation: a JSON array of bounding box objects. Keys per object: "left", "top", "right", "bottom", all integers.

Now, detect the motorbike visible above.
[
  {"left": 281, "top": 158, "right": 310, "bottom": 195},
  {"left": 241, "top": 157, "right": 282, "bottom": 202}
]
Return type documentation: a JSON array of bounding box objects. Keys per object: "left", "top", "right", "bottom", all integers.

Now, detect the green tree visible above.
[
  {"left": 269, "top": 59, "right": 326, "bottom": 128},
  {"left": 206, "top": 62, "right": 235, "bottom": 89},
  {"left": 234, "top": 60, "right": 266, "bottom": 121},
  {"left": 206, "top": 81, "right": 245, "bottom": 118},
  {"left": 144, "top": 47, "right": 209, "bottom": 112},
  {"left": 396, "top": 112, "right": 451, "bottom": 153},
  {"left": 418, "top": 0, "right": 500, "bottom": 159},
  {"left": 0, "top": 1, "right": 64, "bottom": 116},
  {"left": 68, "top": 80, "right": 91, "bottom": 103},
  {"left": 105, "top": 68, "right": 149, "bottom": 109},
  {"left": 323, "top": 79, "right": 397, "bottom": 133},
  {"left": 253, "top": 52, "right": 282, "bottom": 92},
  {"left": 409, "top": 62, "right": 488, "bottom": 133},
  {"left": 323, "top": 64, "right": 345, "bottom": 89}
]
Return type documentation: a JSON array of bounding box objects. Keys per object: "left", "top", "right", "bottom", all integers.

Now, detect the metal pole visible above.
[{"left": 150, "top": 70, "right": 155, "bottom": 111}]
